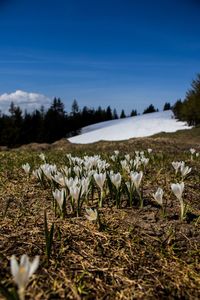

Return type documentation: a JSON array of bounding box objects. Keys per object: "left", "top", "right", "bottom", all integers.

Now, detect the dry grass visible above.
[{"left": 0, "top": 133, "right": 200, "bottom": 299}]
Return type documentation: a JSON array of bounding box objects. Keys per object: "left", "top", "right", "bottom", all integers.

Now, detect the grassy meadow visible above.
[{"left": 0, "top": 129, "right": 200, "bottom": 300}]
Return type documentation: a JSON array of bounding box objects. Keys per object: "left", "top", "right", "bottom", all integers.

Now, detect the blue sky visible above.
[{"left": 0, "top": 0, "right": 200, "bottom": 114}]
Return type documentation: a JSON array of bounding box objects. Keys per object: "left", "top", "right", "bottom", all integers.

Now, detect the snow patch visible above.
[{"left": 68, "top": 110, "right": 191, "bottom": 144}]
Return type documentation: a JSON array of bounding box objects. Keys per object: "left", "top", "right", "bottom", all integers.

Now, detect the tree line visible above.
[
  {"left": 0, "top": 99, "right": 137, "bottom": 147},
  {"left": 0, "top": 97, "right": 172, "bottom": 147},
  {"left": 173, "top": 74, "right": 200, "bottom": 126}
]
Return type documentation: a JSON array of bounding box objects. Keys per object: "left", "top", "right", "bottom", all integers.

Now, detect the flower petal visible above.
[
  {"left": 10, "top": 255, "right": 19, "bottom": 278},
  {"left": 29, "top": 256, "right": 40, "bottom": 277}
]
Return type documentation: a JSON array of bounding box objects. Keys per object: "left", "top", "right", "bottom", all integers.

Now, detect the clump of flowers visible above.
[{"left": 172, "top": 161, "right": 191, "bottom": 180}]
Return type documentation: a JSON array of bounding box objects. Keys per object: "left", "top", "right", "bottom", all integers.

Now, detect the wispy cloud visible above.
[{"left": 0, "top": 90, "right": 51, "bottom": 114}]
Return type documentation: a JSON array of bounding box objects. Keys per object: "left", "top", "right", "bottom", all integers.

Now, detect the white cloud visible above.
[{"left": 0, "top": 90, "right": 51, "bottom": 114}]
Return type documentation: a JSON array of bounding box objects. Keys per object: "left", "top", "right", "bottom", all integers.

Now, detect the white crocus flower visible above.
[
  {"left": 130, "top": 171, "right": 143, "bottom": 190},
  {"left": 133, "top": 156, "right": 141, "bottom": 170},
  {"left": 180, "top": 165, "right": 191, "bottom": 178},
  {"left": 125, "top": 154, "right": 130, "bottom": 161},
  {"left": 120, "top": 160, "right": 129, "bottom": 171},
  {"left": 39, "top": 153, "right": 45, "bottom": 161},
  {"left": 88, "top": 170, "right": 95, "bottom": 178},
  {"left": 190, "top": 148, "right": 196, "bottom": 161},
  {"left": 69, "top": 185, "right": 81, "bottom": 201},
  {"left": 110, "top": 155, "right": 116, "bottom": 162},
  {"left": 85, "top": 208, "right": 98, "bottom": 222},
  {"left": 61, "top": 166, "right": 71, "bottom": 177},
  {"left": 40, "top": 164, "right": 56, "bottom": 180},
  {"left": 196, "top": 152, "right": 199, "bottom": 158},
  {"left": 73, "top": 165, "right": 82, "bottom": 177},
  {"left": 153, "top": 187, "right": 164, "bottom": 206},
  {"left": 172, "top": 161, "right": 181, "bottom": 174},
  {"left": 52, "top": 189, "right": 65, "bottom": 210},
  {"left": 114, "top": 150, "right": 119, "bottom": 156},
  {"left": 110, "top": 173, "right": 121, "bottom": 189},
  {"left": 171, "top": 182, "right": 186, "bottom": 220},
  {"left": 93, "top": 173, "right": 106, "bottom": 190},
  {"left": 53, "top": 173, "right": 67, "bottom": 187},
  {"left": 190, "top": 148, "right": 196, "bottom": 155},
  {"left": 141, "top": 157, "right": 149, "bottom": 167},
  {"left": 65, "top": 177, "right": 76, "bottom": 189},
  {"left": 171, "top": 182, "right": 184, "bottom": 201},
  {"left": 140, "top": 151, "right": 144, "bottom": 157},
  {"left": 11, "top": 254, "right": 39, "bottom": 300},
  {"left": 32, "top": 168, "right": 42, "bottom": 181},
  {"left": 22, "top": 163, "right": 30, "bottom": 174},
  {"left": 125, "top": 181, "right": 132, "bottom": 193},
  {"left": 147, "top": 148, "right": 152, "bottom": 154},
  {"left": 81, "top": 177, "right": 90, "bottom": 195}
]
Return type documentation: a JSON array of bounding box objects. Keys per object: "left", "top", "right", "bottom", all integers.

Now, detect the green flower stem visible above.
[
  {"left": 99, "top": 189, "right": 103, "bottom": 208},
  {"left": 18, "top": 288, "right": 25, "bottom": 300},
  {"left": 180, "top": 198, "right": 186, "bottom": 221},
  {"left": 116, "top": 189, "right": 120, "bottom": 208},
  {"left": 138, "top": 189, "right": 143, "bottom": 208}
]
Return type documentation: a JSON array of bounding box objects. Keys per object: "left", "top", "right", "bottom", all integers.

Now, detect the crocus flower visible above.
[
  {"left": 172, "top": 161, "right": 181, "bottom": 174},
  {"left": 110, "top": 173, "right": 121, "bottom": 189},
  {"left": 39, "top": 153, "right": 45, "bottom": 161},
  {"left": 65, "top": 177, "right": 79, "bottom": 189},
  {"left": 85, "top": 208, "right": 98, "bottom": 222},
  {"left": 190, "top": 148, "right": 196, "bottom": 155},
  {"left": 40, "top": 164, "right": 56, "bottom": 180},
  {"left": 110, "top": 155, "right": 116, "bottom": 162},
  {"left": 11, "top": 254, "right": 39, "bottom": 300},
  {"left": 130, "top": 171, "right": 143, "bottom": 190},
  {"left": 190, "top": 148, "right": 196, "bottom": 161},
  {"left": 32, "top": 168, "right": 42, "bottom": 181},
  {"left": 69, "top": 185, "right": 81, "bottom": 202},
  {"left": 152, "top": 187, "right": 164, "bottom": 206},
  {"left": 93, "top": 173, "right": 106, "bottom": 190},
  {"left": 120, "top": 160, "right": 130, "bottom": 172},
  {"left": 52, "top": 188, "right": 65, "bottom": 210},
  {"left": 73, "top": 165, "right": 82, "bottom": 177},
  {"left": 22, "top": 163, "right": 30, "bottom": 174},
  {"left": 180, "top": 165, "right": 191, "bottom": 178},
  {"left": 125, "top": 181, "right": 132, "bottom": 193},
  {"left": 133, "top": 157, "right": 141, "bottom": 170},
  {"left": 171, "top": 182, "right": 184, "bottom": 201},
  {"left": 141, "top": 157, "right": 149, "bottom": 167},
  {"left": 171, "top": 182, "right": 186, "bottom": 220},
  {"left": 125, "top": 154, "right": 130, "bottom": 161},
  {"left": 53, "top": 173, "right": 67, "bottom": 187},
  {"left": 81, "top": 177, "right": 90, "bottom": 195}
]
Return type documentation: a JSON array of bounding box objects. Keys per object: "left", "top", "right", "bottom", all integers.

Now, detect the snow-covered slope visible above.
[{"left": 68, "top": 110, "right": 191, "bottom": 144}]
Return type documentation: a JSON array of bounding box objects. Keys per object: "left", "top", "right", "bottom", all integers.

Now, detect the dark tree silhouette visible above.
[
  {"left": 143, "top": 104, "right": 157, "bottom": 114},
  {"left": 120, "top": 109, "right": 126, "bottom": 118},
  {"left": 130, "top": 109, "right": 137, "bottom": 117},
  {"left": 163, "top": 102, "right": 171, "bottom": 111}
]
